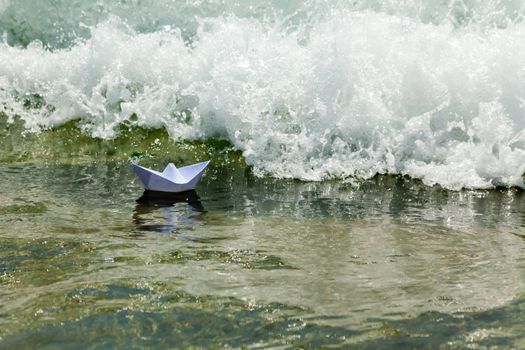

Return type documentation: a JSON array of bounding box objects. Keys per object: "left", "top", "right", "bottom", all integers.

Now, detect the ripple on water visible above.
[{"left": 0, "top": 163, "right": 525, "bottom": 348}]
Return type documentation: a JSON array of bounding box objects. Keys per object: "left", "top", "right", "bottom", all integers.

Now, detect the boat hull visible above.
[{"left": 131, "top": 161, "right": 209, "bottom": 193}]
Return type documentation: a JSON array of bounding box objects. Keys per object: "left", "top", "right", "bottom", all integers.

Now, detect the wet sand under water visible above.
[{"left": 1, "top": 162, "right": 525, "bottom": 348}]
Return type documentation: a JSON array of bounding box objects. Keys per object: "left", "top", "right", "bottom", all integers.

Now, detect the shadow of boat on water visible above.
[{"left": 133, "top": 190, "right": 207, "bottom": 235}]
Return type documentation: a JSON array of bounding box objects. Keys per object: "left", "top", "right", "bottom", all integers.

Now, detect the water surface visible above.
[
  {"left": 1, "top": 160, "right": 524, "bottom": 348},
  {"left": 2, "top": 0, "right": 525, "bottom": 347}
]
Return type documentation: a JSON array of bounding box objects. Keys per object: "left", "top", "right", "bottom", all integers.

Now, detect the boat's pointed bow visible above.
[{"left": 131, "top": 163, "right": 154, "bottom": 188}]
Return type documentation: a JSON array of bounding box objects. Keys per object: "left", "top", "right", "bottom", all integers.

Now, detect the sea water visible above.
[
  {"left": 1, "top": 1, "right": 525, "bottom": 348},
  {"left": 2, "top": 0, "right": 525, "bottom": 189}
]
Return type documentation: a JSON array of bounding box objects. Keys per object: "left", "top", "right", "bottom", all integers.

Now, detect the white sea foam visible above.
[{"left": 1, "top": 8, "right": 525, "bottom": 189}]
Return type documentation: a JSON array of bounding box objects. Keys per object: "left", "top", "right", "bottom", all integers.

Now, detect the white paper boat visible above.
[{"left": 131, "top": 160, "right": 210, "bottom": 193}]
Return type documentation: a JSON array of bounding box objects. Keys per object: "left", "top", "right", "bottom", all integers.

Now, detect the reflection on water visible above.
[
  {"left": 0, "top": 163, "right": 525, "bottom": 348},
  {"left": 133, "top": 190, "right": 206, "bottom": 234}
]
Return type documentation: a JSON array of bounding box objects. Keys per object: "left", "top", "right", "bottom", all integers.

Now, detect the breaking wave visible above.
[{"left": 1, "top": 0, "right": 525, "bottom": 189}]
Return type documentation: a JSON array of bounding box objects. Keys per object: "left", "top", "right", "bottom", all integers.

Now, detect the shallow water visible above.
[
  {"left": 2, "top": 0, "right": 525, "bottom": 347},
  {"left": 1, "top": 160, "right": 525, "bottom": 348}
]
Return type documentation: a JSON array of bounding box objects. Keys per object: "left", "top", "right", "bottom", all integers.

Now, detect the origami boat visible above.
[{"left": 131, "top": 160, "right": 210, "bottom": 193}]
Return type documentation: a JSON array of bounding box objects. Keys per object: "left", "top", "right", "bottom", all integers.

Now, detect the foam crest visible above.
[{"left": 1, "top": 11, "right": 525, "bottom": 189}]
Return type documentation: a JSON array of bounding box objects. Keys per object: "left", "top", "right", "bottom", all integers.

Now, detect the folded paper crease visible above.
[{"left": 131, "top": 161, "right": 210, "bottom": 193}]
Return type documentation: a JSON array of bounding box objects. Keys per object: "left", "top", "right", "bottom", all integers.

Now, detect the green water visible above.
[
  {"left": 3, "top": 0, "right": 525, "bottom": 346},
  {"left": 1, "top": 125, "right": 525, "bottom": 348}
]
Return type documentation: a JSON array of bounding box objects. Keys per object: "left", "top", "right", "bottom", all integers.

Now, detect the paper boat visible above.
[{"left": 131, "top": 160, "right": 210, "bottom": 193}]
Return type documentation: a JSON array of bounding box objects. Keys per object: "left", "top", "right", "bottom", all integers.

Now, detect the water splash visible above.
[{"left": 1, "top": 2, "right": 525, "bottom": 189}]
